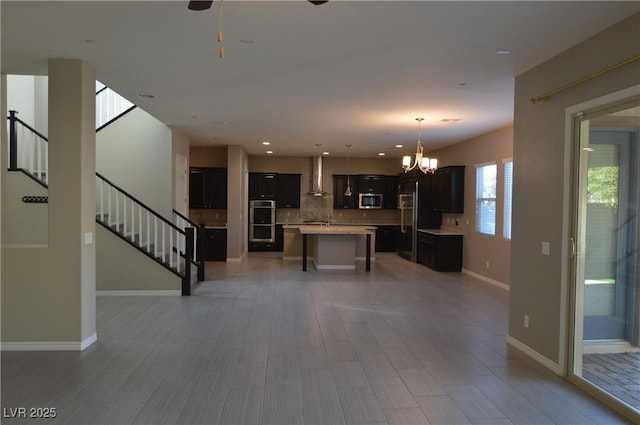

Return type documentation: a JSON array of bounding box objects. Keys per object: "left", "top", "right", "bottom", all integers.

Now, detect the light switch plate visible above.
[
  {"left": 542, "top": 241, "right": 550, "bottom": 256},
  {"left": 84, "top": 232, "right": 93, "bottom": 245}
]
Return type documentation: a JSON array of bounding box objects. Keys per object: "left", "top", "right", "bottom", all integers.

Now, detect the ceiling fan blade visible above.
[
  {"left": 188, "top": 1, "right": 214, "bottom": 11},
  {"left": 308, "top": 0, "right": 329, "bottom": 4}
]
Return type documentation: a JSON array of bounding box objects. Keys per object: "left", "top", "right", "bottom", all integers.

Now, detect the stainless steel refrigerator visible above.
[{"left": 397, "top": 171, "right": 441, "bottom": 262}]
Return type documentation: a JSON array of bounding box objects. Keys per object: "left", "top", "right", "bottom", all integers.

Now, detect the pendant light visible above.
[
  {"left": 402, "top": 118, "right": 438, "bottom": 174},
  {"left": 345, "top": 144, "right": 352, "bottom": 196}
]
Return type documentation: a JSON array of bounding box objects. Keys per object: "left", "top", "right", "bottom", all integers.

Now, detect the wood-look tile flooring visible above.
[{"left": 1, "top": 253, "right": 633, "bottom": 424}]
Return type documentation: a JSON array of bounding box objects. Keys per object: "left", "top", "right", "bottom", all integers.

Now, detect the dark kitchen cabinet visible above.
[
  {"left": 333, "top": 175, "right": 359, "bottom": 209},
  {"left": 433, "top": 166, "right": 465, "bottom": 213},
  {"left": 276, "top": 174, "right": 301, "bottom": 208},
  {"left": 249, "top": 173, "right": 278, "bottom": 200},
  {"left": 417, "top": 231, "right": 462, "bottom": 272},
  {"left": 189, "top": 168, "right": 227, "bottom": 209},
  {"left": 384, "top": 175, "right": 398, "bottom": 209},
  {"left": 199, "top": 228, "right": 227, "bottom": 261},
  {"left": 358, "top": 175, "right": 385, "bottom": 194},
  {"left": 375, "top": 225, "right": 399, "bottom": 252}
]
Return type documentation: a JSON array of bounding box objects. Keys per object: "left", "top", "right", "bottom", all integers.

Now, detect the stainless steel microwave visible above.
[{"left": 359, "top": 193, "right": 383, "bottom": 209}]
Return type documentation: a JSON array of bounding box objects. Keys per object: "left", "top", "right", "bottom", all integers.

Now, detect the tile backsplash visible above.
[{"left": 189, "top": 209, "right": 227, "bottom": 226}]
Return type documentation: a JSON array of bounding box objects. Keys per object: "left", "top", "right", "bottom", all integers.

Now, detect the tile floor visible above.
[{"left": 1, "top": 253, "right": 634, "bottom": 424}]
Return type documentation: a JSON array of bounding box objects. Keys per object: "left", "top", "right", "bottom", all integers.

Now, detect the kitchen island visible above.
[{"left": 288, "top": 225, "right": 376, "bottom": 271}]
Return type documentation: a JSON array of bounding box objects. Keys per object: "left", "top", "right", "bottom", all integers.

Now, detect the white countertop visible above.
[
  {"left": 418, "top": 229, "right": 463, "bottom": 236},
  {"left": 297, "top": 225, "right": 376, "bottom": 235}
]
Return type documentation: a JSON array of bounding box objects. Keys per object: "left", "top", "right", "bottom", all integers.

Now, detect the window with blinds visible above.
[
  {"left": 475, "top": 162, "right": 497, "bottom": 235},
  {"left": 503, "top": 160, "right": 513, "bottom": 239}
]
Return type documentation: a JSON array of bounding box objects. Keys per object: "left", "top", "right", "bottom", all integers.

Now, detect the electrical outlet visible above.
[{"left": 524, "top": 315, "right": 530, "bottom": 328}]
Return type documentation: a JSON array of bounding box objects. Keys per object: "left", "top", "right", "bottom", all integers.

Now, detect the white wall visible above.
[
  {"left": 7, "top": 75, "right": 35, "bottom": 126},
  {"left": 96, "top": 107, "right": 173, "bottom": 219}
]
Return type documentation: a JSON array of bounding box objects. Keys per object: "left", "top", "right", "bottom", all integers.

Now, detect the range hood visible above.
[{"left": 308, "top": 155, "right": 327, "bottom": 196}]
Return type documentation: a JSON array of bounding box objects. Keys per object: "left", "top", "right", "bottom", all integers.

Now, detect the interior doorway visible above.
[{"left": 570, "top": 100, "right": 640, "bottom": 417}]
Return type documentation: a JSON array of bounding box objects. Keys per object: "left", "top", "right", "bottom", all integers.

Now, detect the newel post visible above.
[
  {"left": 183, "top": 227, "right": 194, "bottom": 296},
  {"left": 9, "top": 110, "right": 18, "bottom": 169}
]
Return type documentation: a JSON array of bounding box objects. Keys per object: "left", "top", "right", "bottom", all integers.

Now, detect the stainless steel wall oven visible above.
[{"left": 249, "top": 200, "right": 276, "bottom": 242}]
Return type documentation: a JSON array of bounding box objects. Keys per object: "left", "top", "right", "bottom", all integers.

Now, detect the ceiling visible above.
[{"left": 2, "top": 1, "right": 639, "bottom": 158}]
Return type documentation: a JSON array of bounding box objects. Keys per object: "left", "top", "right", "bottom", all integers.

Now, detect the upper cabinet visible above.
[
  {"left": 333, "top": 174, "right": 398, "bottom": 209},
  {"left": 333, "top": 175, "right": 359, "bottom": 209},
  {"left": 384, "top": 175, "right": 398, "bottom": 209},
  {"left": 276, "top": 174, "right": 301, "bottom": 208},
  {"left": 189, "top": 167, "right": 227, "bottom": 209},
  {"left": 432, "top": 165, "right": 465, "bottom": 213},
  {"left": 249, "top": 172, "right": 278, "bottom": 200},
  {"left": 357, "top": 175, "right": 385, "bottom": 193}
]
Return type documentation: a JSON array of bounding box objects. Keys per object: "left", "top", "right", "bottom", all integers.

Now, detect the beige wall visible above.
[
  {"left": 96, "top": 226, "right": 180, "bottom": 293},
  {"left": 510, "top": 13, "right": 640, "bottom": 367},
  {"left": 2, "top": 172, "right": 48, "bottom": 245},
  {"left": 227, "top": 145, "right": 248, "bottom": 261},
  {"left": 430, "top": 126, "right": 513, "bottom": 286},
  {"left": 190, "top": 146, "right": 228, "bottom": 167}
]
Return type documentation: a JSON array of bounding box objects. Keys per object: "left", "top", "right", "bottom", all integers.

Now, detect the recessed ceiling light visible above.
[
  {"left": 262, "top": 141, "right": 270, "bottom": 145},
  {"left": 497, "top": 50, "right": 512, "bottom": 55},
  {"left": 137, "top": 93, "right": 156, "bottom": 99},
  {"left": 440, "top": 118, "right": 461, "bottom": 123},
  {"left": 84, "top": 39, "right": 97, "bottom": 45},
  {"left": 378, "top": 152, "right": 385, "bottom": 156},
  {"left": 458, "top": 82, "right": 467, "bottom": 87},
  {"left": 213, "top": 120, "right": 229, "bottom": 126},
  {"left": 266, "top": 150, "right": 273, "bottom": 154},
  {"left": 323, "top": 151, "right": 330, "bottom": 155},
  {"left": 395, "top": 144, "right": 403, "bottom": 148}
]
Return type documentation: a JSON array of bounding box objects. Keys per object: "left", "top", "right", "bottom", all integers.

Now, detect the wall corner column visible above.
[{"left": 48, "top": 59, "right": 97, "bottom": 347}]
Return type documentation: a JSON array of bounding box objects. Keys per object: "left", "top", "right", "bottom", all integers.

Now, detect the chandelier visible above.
[{"left": 402, "top": 118, "right": 438, "bottom": 174}]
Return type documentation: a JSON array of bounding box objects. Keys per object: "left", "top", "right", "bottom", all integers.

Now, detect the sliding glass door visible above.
[{"left": 570, "top": 102, "right": 640, "bottom": 418}]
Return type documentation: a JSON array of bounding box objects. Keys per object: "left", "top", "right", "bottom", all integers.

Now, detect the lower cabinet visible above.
[
  {"left": 375, "top": 225, "right": 399, "bottom": 252},
  {"left": 417, "top": 231, "right": 462, "bottom": 271},
  {"left": 199, "top": 228, "right": 227, "bottom": 261}
]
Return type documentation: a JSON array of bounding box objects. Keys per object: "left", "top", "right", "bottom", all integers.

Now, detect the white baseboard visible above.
[
  {"left": 355, "top": 256, "right": 376, "bottom": 262},
  {"left": 507, "top": 335, "right": 563, "bottom": 375},
  {"left": 462, "top": 268, "right": 509, "bottom": 290},
  {"left": 97, "top": 290, "right": 180, "bottom": 296},
  {"left": 2, "top": 333, "right": 97, "bottom": 351},
  {"left": 316, "top": 264, "right": 356, "bottom": 270}
]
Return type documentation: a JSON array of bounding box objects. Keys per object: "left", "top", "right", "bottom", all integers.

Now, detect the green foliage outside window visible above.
[{"left": 587, "top": 166, "right": 618, "bottom": 207}]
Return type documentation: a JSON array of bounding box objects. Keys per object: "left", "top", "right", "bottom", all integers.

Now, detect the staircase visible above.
[{"left": 6, "top": 86, "right": 203, "bottom": 295}]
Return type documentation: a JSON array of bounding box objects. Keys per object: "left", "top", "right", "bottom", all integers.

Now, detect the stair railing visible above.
[
  {"left": 7, "top": 107, "right": 201, "bottom": 294},
  {"left": 96, "top": 173, "right": 195, "bottom": 294},
  {"left": 8, "top": 110, "right": 48, "bottom": 184}
]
